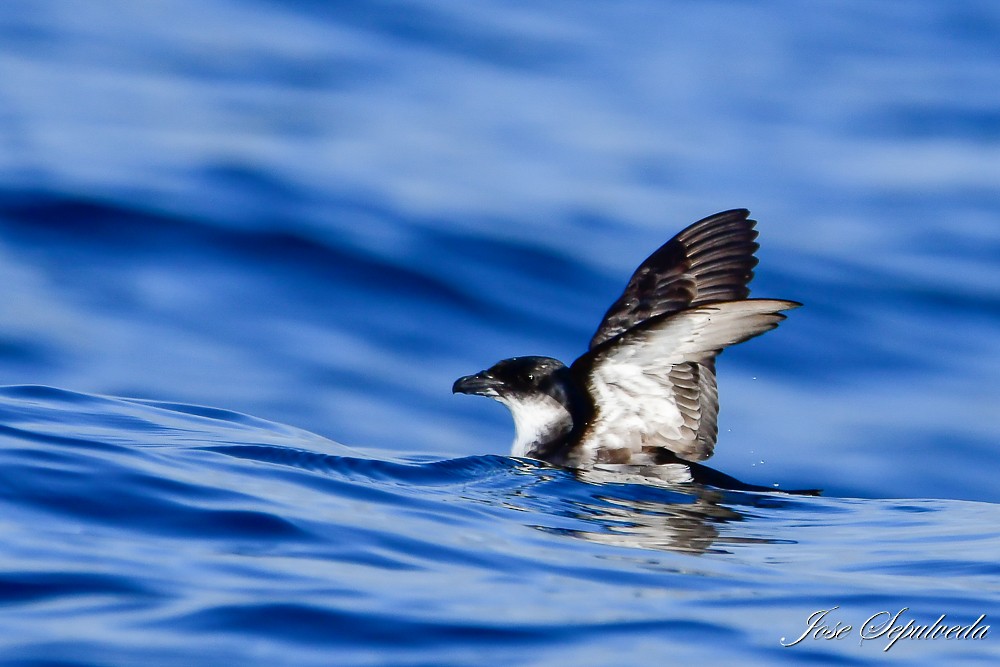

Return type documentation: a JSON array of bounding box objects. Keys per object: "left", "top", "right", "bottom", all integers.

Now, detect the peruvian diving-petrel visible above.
[{"left": 453, "top": 209, "right": 809, "bottom": 492}]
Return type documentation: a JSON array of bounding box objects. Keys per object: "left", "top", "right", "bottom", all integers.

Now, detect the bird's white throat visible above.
[{"left": 499, "top": 393, "right": 573, "bottom": 458}]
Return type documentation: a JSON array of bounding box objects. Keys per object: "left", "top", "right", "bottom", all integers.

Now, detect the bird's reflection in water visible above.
[
  {"left": 513, "top": 462, "right": 813, "bottom": 555},
  {"left": 548, "top": 488, "right": 773, "bottom": 555}
]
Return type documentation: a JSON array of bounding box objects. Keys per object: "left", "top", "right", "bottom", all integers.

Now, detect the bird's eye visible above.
[{"left": 527, "top": 374, "right": 535, "bottom": 381}]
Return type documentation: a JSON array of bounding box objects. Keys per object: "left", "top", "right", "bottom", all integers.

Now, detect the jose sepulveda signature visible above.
[{"left": 781, "top": 606, "right": 989, "bottom": 652}]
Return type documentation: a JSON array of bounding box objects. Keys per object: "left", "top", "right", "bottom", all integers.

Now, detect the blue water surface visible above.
[{"left": 1, "top": 1, "right": 999, "bottom": 665}]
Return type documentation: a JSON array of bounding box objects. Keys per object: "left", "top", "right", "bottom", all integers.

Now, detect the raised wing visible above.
[
  {"left": 570, "top": 299, "right": 799, "bottom": 464},
  {"left": 589, "top": 209, "right": 759, "bottom": 349}
]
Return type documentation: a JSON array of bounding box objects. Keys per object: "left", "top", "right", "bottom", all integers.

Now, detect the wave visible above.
[{"left": 1, "top": 384, "right": 998, "bottom": 665}]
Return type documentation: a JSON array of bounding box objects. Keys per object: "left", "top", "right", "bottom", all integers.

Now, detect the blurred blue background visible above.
[
  {"left": 2, "top": 0, "right": 997, "bottom": 500},
  {"left": 0, "top": 2, "right": 998, "bottom": 665}
]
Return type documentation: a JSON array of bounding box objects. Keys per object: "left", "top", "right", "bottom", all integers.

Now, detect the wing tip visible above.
[
  {"left": 681, "top": 209, "right": 757, "bottom": 244},
  {"left": 706, "top": 298, "right": 803, "bottom": 312}
]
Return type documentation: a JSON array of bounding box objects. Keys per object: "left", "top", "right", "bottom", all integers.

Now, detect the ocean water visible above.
[{"left": 1, "top": 1, "right": 998, "bottom": 665}]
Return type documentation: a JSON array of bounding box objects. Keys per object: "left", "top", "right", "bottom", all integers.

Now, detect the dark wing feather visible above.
[
  {"left": 589, "top": 209, "right": 759, "bottom": 349},
  {"left": 667, "top": 358, "right": 720, "bottom": 460}
]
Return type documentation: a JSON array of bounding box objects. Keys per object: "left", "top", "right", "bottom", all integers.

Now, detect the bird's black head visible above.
[
  {"left": 452, "top": 356, "right": 570, "bottom": 402},
  {"left": 453, "top": 356, "right": 589, "bottom": 459}
]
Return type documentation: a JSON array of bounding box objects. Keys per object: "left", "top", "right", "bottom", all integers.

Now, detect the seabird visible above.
[{"left": 454, "top": 209, "right": 811, "bottom": 492}]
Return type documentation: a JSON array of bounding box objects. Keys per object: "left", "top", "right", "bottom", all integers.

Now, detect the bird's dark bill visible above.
[{"left": 452, "top": 372, "right": 500, "bottom": 396}]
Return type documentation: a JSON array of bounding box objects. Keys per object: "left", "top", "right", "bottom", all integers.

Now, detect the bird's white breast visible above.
[{"left": 499, "top": 393, "right": 573, "bottom": 458}]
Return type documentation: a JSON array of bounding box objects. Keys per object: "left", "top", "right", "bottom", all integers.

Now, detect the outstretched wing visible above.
[
  {"left": 570, "top": 299, "right": 800, "bottom": 464},
  {"left": 589, "top": 209, "right": 759, "bottom": 349}
]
